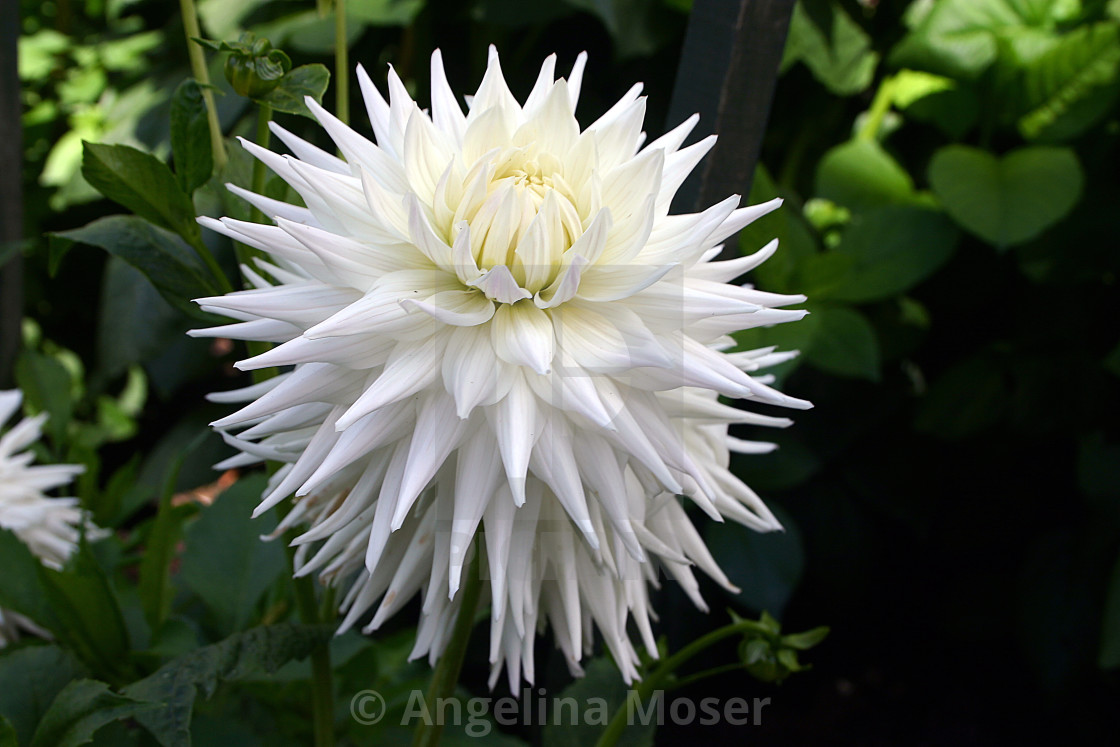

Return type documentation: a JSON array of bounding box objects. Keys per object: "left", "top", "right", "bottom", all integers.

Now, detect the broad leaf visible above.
[
  {"left": 81, "top": 143, "right": 201, "bottom": 243},
  {"left": 782, "top": 0, "right": 878, "bottom": 95},
  {"left": 1016, "top": 22, "right": 1120, "bottom": 141},
  {"left": 51, "top": 216, "right": 223, "bottom": 318},
  {"left": 814, "top": 139, "right": 915, "bottom": 213},
  {"left": 826, "top": 206, "right": 959, "bottom": 303},
  {"left": 179, "top": 474, "right": 287, "bottom": 634},
  {"left": 0, "top": 717, "right": 16, "bottom": 747},
  {"left": 1099, "top": 550, "right": 1120, "bottom": 668},
  {"left": 928, "top": 145, "right": 1083, "bottom": 247},
  {"left": 541, "top": 656, "right": 653, "bottom": 747},
  {"left": 39, "top": 543, "right": 135, "bottom": 684},
  {"left": 29, "top": 679, "right": 156, "bottom": 747},
  {"left": 704, "top": 505, "right": 805, "bottom": 617},
  {"left": 258, "top": 64, "right": 330, "bottom": 118},
  {"left": 889, "top": 0, "right": 1063, "bottom": 79},
  {"left": 0, "top": 535, "right": 131, "bottom": 682},
  {"left": 739, "top": 165, "right": 818, "bottom": 295},
  {"left": 0, "top": 529, "right": 55, "bottom": 626},
  {"left": 170, "top": 79, "right": 214, "bottom": 194},
  {"left": 803, "top": 304, "right": 880, "bottom": 381},
  {"left": 138, "top": 444, "right": 202, "bottom": 633},
  {"left": 14, "top": 349, "right": 73, "bottom": 448},
  {"left": 123, "top": 623, "right": 334, "bottom": 747},
  {"left": 914, "top": 355, "right": 1009, "bottom": 438},
  {"left": 0, "top": 646, "right": 86, "bottom": 747}
]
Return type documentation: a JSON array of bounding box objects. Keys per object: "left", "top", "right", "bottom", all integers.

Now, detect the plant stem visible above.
[
  {"left": 412, "top": 544, "right": 483, "bottom": 747},
  {"left": 288, "top": 543, "right": 336, "bottom": 747},
  {"left": 240, "top": 102, "right": 278, "bottom": 380},
  {"left": 178, "top": 0, "right": 226, "bottom": 171},
  {"left": 251, "top": 102, "right": 272, "bottom": 216},
  {"left": 334, "top": 0, "right": 349, "bottom": 126},
  {"left": 594, "top": 619, "right": 773, "bottom": 747},
  {"left": 858, "top": 74, "right": 896, "bottom": 142}
]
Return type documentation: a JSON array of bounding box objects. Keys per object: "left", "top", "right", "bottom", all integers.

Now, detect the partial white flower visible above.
[
  {"left": 0, "top": 389, "right": 88, "bottom": 646},
  {"left": 194, "top": 47, "right": 811, "bottom": 690}
]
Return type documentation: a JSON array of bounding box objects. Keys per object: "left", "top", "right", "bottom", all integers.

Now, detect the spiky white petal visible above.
[
  {"left": 0, "top": 390, "right": 92, "bottom": 646},
  {"left": 197, "top": 48, "right": 810, "bottom": 690}
]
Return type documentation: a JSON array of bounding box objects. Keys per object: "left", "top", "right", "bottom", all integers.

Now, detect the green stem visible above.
[
  {"left": 411, "top": 544, "right": 483, "bottom": 747},
  {"left": 664, "top": 662, "right": 745, "bottom": 692},
  {"left": 857, "top": 74, "right": 896, "bottom": 143},
  {"left": 594, "top": 619, "right": 772, "bottom": 747},
  {"left": 251, "top": 103, "right": 272, "bottom": 216},
  {"left": 238, "top": 102, "right": 272, "bottom": 268},
  {"left": 335, "top": 0, "right": 349, "bottom": 126},
  {"left": 240, "top": 102, "right": 278, "bottom": 380},
  {"left": 178, "top": 0, "right": 226, "bottom": 171},
  {"left": 285, "top": 538, "right": 335, "bottom": 747}
]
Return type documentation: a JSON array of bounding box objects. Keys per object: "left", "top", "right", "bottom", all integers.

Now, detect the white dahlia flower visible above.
[
  {"left": 194, "top": 47, "right": 811, "bottom": 690},
  {"left": 0, "top": 389, "right": 89, "bottom": 645}
]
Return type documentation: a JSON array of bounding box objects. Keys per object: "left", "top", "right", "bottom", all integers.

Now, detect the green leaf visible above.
[
  {"left": 14, "top": 350, "right": 73, "bottom": 448},
  {"left": 782, "top": 0, "right": 879, "bottom": 94},
  {"left": 541, "top": 656, "right": 653, "bottom": 747},
  {"left": 0, "top": 646, "right": 86, "bottom": 747},
  {"left": 1077, "top": 433, "right": 1120, "bottom": 526},
  {"left": 704, "top": 506, "right": 805, "bottom": 617},
  {"left": 561, "top": 0, "right": 672, "bottom": 58},
  {"left": 739, "top": 165, "right": 818, "bottom": 295},
  {"left": 40, "top": 543, "right": 135, "bottom": 683},
  {"left": 781, "top": 626, "right": 831, "bottom": 650},
  {"left": 1100, "top": 550, "right": 1120, "bottom": 668},
  {"left": 893, "top": 70, "right": 980, "bottom": 137},
  {"left": 0, "top": 717, "right": 17, "bottom": 747},
  {"left": 138, "top": 441, "right": 203, "bottom": 633},
  {"left": 51, "top": 216, "right": 222, "bottom": 318},
  {"left": 0, "top": 537, "right": 127, "bottom": 683},
  {"left": 179, "top": 474, "right": 287, "bottom": 634},
  {"left": 889, "top": 0, "right": 1056, "bottom": 80},
  {"left": 29, "top": 679, "right": 157, "bottom": 747},
  {"left": 914, "top": 355, "right": 1009, "bottom": 438},
  {"left": 170, "top": 80, "right": 214, "bottom": 194},
  {"left": 814, "top": 139, "right": 916, "bottom": 213},
  {"left": 258, "top": 64, "right": 330, "bottom": 118},
  {"left": 825, "top": 206, "right": 959, "bottom": 303},
  {"left": 80, "top": 143, "right": 201, "bottom": 244},
  {"left": 928, "top": 144, "right": 1084, "bottom": 247},
  {"left": 730, "top": 301, "right": 822, "bottom": 385},
  {"left": 123, "top": 623, "right": 334, "bottom": 747},
  {"left": 1016, "top": 22, "right": 1120, "bottom": 140},
  {"left": 0, "top": 529, "right": 55, "bottom": 627},
  {"left": 803, "top": 304, "right": 880, "bottom": 381}
]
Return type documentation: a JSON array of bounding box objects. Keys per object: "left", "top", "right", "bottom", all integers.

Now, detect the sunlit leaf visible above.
[
  {"left": 80, "top": 143, "right": 201, "bottom": 244},
  {"left": 170, "top": 80, "right": 214, "bottom": 194},
  {"left": 814, "top": 139, "right": 916, "bottom": 213},
  {"left": 928, "top": 144, "right": 1083, "bottom": 247}
]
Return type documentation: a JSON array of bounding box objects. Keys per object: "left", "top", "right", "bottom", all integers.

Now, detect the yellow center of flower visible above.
[{"left": 448, "top": 147, "right": 586, "bottom": 295}]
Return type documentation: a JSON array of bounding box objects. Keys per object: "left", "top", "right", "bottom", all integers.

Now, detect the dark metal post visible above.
[
  {"left": 667, "top": 0, "right": 796, "bottom": 252},
  {"left": 0, "top": 0, "right": 23, "bottom": 387}
]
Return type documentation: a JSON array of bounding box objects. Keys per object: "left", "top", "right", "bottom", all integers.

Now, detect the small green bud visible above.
[
  {"left": 732, "top": 610, "right": 830, "bottom": 685},
  {"left": 217, "top": 33, "right": 291, "bottom": 99}
]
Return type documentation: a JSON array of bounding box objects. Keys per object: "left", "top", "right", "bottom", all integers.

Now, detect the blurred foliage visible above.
[{"left": 4, "top": 0, "right": 1120, "bottom": 744}]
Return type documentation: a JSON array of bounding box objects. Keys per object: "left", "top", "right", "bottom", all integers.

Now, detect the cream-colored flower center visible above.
[{"left": 448, "top": 147, "right": 585, "bottom": 295}]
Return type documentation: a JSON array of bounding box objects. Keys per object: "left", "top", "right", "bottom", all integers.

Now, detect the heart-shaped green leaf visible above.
[{"left": 928, "top": 144, "right": 1083, "bottom": 248}]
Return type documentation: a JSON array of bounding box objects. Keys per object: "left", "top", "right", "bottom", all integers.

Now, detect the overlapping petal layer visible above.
[{"left": 195, "top": 48, "right": 810, "bottom": 689}]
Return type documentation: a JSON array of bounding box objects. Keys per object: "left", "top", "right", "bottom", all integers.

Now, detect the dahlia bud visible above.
[{"left": 213, "top": 33, "right": 291, "bottom": 99}]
